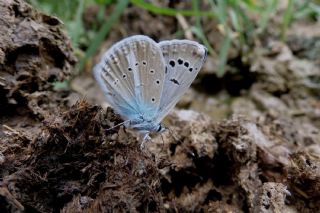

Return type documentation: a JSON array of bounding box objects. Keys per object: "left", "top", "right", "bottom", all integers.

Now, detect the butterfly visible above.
[{"left": 94, "top": 35, "right": 207, "bottom": 142}]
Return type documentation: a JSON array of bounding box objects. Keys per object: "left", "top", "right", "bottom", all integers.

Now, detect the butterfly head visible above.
[{"left": 128, "top": 116, "right": 165, "bottom": 134}]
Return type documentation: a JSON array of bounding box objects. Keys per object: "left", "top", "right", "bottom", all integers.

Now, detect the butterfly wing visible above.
[
  {"left": 155, "top": 40, "right": 207, "bottom": 123},
  {"left": 94, "top": 35, "right": 166, "bottom": 121}
]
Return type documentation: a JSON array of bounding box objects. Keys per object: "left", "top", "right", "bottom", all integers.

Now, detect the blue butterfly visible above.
[{"left": 94, "top": 35, "right": 207, "bottom": 142}]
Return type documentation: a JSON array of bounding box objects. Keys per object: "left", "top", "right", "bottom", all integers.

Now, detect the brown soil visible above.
[{"left": 0, "top": 1, "right": 319, "bottom": 213}]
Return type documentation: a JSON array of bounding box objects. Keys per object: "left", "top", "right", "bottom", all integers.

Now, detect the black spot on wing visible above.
[
  {"left": 170, "top": 78, "right": 180, "bottom": 85},
  {"left": 107, "top": 92, "right": 114, "bottom": 96},
  {"left": 169, "top": 60, "right": 175, "bottom": 67},
  {"left": 102, "top": 66, "right": 108, "bottom": 73}
]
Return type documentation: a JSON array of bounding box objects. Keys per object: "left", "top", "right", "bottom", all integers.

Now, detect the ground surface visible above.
[{"left": 0, "top": 0, "right": 319, "bottom": 212}]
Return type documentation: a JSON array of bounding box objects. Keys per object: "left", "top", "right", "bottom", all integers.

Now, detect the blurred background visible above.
[{"left": 26, "top": 0, "right": 320, "bottom": 122}]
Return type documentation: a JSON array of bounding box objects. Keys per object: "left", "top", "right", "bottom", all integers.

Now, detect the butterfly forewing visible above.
[
  {"left": 156, "top": 40, "right": 207, "bottom": 122},
  {"left": 94, "top": 35, "right": 166, "bottom": 121}
]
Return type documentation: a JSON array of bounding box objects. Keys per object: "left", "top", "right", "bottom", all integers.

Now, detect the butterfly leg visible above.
[{"left": 139, "top": 131, "right": 151, "bottom": 149}]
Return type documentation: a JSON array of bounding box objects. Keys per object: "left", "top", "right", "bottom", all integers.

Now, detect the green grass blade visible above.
[
  {"left": 218, "top": 0, "right": 228, "bottom": 24},
  {"left": 192, "top": 0, "right": 201, "bottom": 28},
  {"left": 281, "top": 0, "right": 294, "bottom": 41},
  {"left": 191, "top": 27, "right": 215, "bottom": 55},
  {"left": 131, "top": 0, "right": 215, "bottom": 17},
  {"left": 191, "top": 0, "right": 215, "bottom": 54},
  {"left": 77, "top": 0, "right": 130, "bottom": 73},
  {"left": 229, "top": 9, "right": 241, "bottom": 33},
  {"left": 258, "top": 0, "right": 278, "bottom": 34},
  {"left": 217, "top": 31, "right": 232, "bottom": 77},
  {"left": 71, "top": 0, "right": 85, "bottom": 48}
]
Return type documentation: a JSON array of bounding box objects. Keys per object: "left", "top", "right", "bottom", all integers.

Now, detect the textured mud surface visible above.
[{"left": 1, "top": 1, "right": 320, "bottom": 213}]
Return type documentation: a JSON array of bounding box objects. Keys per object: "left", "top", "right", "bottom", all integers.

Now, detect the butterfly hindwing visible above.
[
  {"left": 156, "top": 40, "right": 207, "bottom": 122},
  {"left": 94, "top": 35, "right": 166, "bottom": 120}
]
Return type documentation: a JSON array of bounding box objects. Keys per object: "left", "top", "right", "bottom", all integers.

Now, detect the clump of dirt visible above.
[
  {"left": 0, "top": 0, "right": 76, "bottom": 120},
  {"left": 1, "top": 100, "right": 162, "bottom": 212},
  {"left": 288, "top": 152, "right": 320, "bottom": 206},
  {"left": 2, "top": 102, "right": 319, "bottom": 212},
  {"left": 148, "top": 111, "right": 319, "bottom": 212}
]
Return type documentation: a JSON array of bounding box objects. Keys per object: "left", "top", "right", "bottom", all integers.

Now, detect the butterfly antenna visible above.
[{"left": 106, "top": 120, "right": 130, "bottom": 131}]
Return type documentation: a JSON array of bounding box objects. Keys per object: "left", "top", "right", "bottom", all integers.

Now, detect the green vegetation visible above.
[{"left": 28, "top": 0, "right": 320, "bottom": 79}]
